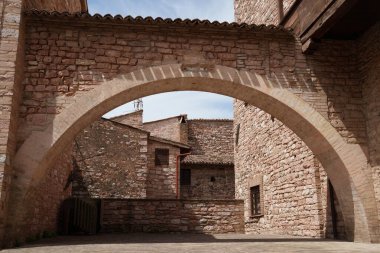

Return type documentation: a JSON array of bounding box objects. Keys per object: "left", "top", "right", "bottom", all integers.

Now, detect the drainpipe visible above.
[{"left": 176, "top": 153, "right": 191, "bottom": 199}]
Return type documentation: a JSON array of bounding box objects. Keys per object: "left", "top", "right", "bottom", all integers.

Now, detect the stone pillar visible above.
[{"left": 0, "top": 0, "right": 24, "bottom": 246}]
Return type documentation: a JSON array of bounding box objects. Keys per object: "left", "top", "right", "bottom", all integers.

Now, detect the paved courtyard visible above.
[{"left": 3, "top": 233, "right": 380, "bottom": 253}]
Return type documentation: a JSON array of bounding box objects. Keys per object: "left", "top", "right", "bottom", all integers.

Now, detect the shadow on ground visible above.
[{"left": 20, "top": 233, "right": 337, "bottom": 248}]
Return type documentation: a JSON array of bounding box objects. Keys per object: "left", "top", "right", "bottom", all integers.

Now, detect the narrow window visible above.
[
  {"left": 235, "top": 123, "right": 240, "bottom": 145},
  {"left": 250, "top": 185, "right": 261, "bottom": 216},
  {"left": 180, "top": 169, "right": 191, "bottom": 185},
  {"left": 155, "top": 148, "right": 169, "bottom": 166}
]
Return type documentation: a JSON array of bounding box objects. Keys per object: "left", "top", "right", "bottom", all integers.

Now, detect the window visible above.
[
  {"left": 235, "top": 123, "right": 240, "bottom": 145},
  {"left": 180, "top": 169, "right": 191, "bottom": 185},
  {"left": 155, "top": 148, "right": 169, "bottom": 166},
  {"left": 250, "top": 185, "right": 261, "bottom": 216}
]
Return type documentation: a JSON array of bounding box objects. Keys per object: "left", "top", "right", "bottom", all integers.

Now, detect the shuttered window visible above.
[
  {"left": 250, "top": 185, "right": 261, "bottom": 216},
  {"left": 155, "top": 148, "right": 169, "bottom": 166}
]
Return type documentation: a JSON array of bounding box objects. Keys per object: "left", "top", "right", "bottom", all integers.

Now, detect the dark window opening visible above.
[
  {"left": 235, "top": 123, "right": 240, "bottom": 145},
  {"left": 210, "top": 176, "right": 216, "bottom": 182},
  {"left": 155, "top": 148, "right": 169, "bottom": 166},
  {"left": 250, "top": 185, "right": 261, "bottom": 216},
  {"left": 180, "top": 169, "right": 191, "bottom": 185}
]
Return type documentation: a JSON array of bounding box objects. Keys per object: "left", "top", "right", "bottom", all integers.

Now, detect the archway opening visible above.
[{"left": 9, "top": 66, "right": 377, "bottom": 244}]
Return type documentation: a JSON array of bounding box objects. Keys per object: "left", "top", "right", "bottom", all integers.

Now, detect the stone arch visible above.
[{"left": 9, "top": 64, "right": 379, "bottom": 242}]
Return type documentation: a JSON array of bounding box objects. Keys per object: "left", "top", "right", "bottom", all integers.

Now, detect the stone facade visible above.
[
  {"left": 111, "top": 110, "right": 143, "bottom": 128},
  {"left": 234, "top": 102, "right": 345, "bottom": 238},
  {"left": 72, "top": 116, "right": 186, "bottom": 199},
  {"left": 233, "top": 0, "right": 377, "bottom": 240},
  {"left": 72, "top": 119, "right": 149, "bottom": 198},
  {"left": 24, "top": 0, "right": 87, "bottom": 13},
  {"left": 146, "top": 138, "right": 181, "bottom": 199},
  {"left": 2, "top": 0, "right": 380, "bottom": 246},
  {"left": 21, "top": 145, "right": 72, "bottom": 240},
  {"left": 73, "top": 112, "right": 235, "bottom": 201},
  {"left": 143, "top": 115, "right": 188, "bottom": 144},
  {"left": 180, "top": 119, "right": 235, "bottom": 199},
  {"left": 0, "top": 0, "right": 24, "bottom": 243},
  {"left": 180, "top": 164, "right": 235, "bottom": 200},
  {"left": 101, "top": 199, "right": 244, "bottom": 234},
  {"left": 358, "top": 23, "right": 380, "bottom": 222},
  {"left": 234, "top": 0, "right": 296, "bottom": 25}
]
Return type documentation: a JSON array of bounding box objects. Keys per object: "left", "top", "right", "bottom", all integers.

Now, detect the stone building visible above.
[
  {"left": 233, "top": 0, "right": 379, "bottom": 240},
  {"left": 72, "top": 110, "right": 235, "bottom": 200},
  {"left": 1, "top": 0, "right": 380, "bottom": 246}
]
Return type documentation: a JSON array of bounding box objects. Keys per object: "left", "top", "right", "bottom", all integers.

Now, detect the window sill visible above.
[{"left": 249, "top": 214, "right": 264, "bottom": 218}]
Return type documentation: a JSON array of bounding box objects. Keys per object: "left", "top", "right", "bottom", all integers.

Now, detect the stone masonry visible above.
[
  {"left": 101, "top": 199, "right": 244, "bottom": 234},
  {"left": 1, "top": 0, "right": 380, "bottom": 245},
  {"left": 181, "top": 119, "right": 235, "bottom": 199},
  {"left": 234, "top": 102, "right": 345, "bottom": 238},
  {"left": 72, "top": 119, "right": 149, "bottom": 199},
  {"left": 233, "top": 0, "right": 380, "bottom": 241},
  {"left": 73, "top": 111, "right": 235, "bottom": 201}
]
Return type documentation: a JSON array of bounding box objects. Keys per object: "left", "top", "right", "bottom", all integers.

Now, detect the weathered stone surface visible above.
[
  {"left": 234, "top": 102, "right": 345, "bottom": 239},
  {"left": 1, "top": 2, "right": 380, "bottom": 246},
  {"left": 101, "top": 199, "right": 244, "bottom": 234},
  {"left": 72, "top": 119, "right": 149, "bottom": 199}
]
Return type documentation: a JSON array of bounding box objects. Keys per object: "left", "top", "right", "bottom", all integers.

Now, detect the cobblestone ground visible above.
[{"left": 3, "top": 233, "right": 380, "bottom": 253}]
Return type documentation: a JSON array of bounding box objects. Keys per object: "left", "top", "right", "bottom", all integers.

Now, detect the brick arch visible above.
[{"left": 10, "top": 64, "right": 379, "bottom": 242}]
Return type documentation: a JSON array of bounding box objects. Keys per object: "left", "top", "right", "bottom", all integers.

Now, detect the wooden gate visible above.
[{"left": 61, "top": 198, "right": 99, "bottom": 235}]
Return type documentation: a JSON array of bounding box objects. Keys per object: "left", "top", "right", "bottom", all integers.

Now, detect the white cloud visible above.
[
  {"left": 103, "top": 91, "right": 233, "bottom": 122},
  {"left": 88, "top": 0, "right": 234, "bottom": 21}
]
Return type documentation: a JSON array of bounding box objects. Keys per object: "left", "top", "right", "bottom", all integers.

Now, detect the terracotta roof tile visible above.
[
  {"left": 181, "top": 154, "right": 233, "bottom": 166},
  {"left": 24, "top": 10, "right": 292, "bottom": 33}
]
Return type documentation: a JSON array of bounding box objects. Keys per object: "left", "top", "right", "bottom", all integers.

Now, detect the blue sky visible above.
[{"left": 89, "top": 0, "right": 234, "bottom": 121}]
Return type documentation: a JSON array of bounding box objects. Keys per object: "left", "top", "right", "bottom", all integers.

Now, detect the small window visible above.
[
  {"left": 155, "top": 148, "right": 169, "bottom": 166},
  {"left": 180, "top": 169, "right": 191, "bottom": 185},
  {"left": 250, "top": 185, "right": 261, "bottom": 216},
  {"left": 210, "top": 176, "right": 216, "bottom": 182},
  {"left": 235, "top": 123, "right": 240, "bottom": 145}
]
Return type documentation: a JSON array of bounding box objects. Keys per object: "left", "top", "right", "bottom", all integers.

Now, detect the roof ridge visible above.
[
  {"left": 24, "top": 10, "right": 292, "bottom": 33},
  {"left": 188, "top": 118, "right": 233, "bottom": 121}
]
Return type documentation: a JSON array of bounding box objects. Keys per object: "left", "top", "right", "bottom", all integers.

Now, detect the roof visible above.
[
  {"left": 101, "top": 118, "right": 149, "bottom": 134},
  {"left": 109, "top": 110, "right": 143, "bottom": 121},
  {"left": 149, "top": 136, "right": 190, "bottom": 149},
  {"left": 143, "top": 114, "right": 187, "bottom": 125},
  {"left": 23, "top": 10, "right": 291, "bottom": 33},
  {"left": 188, "top": 119, "right": 233, "bottom": 122},
  {"left": 181, "top": 154, "right": 233, "bottom": 166}
]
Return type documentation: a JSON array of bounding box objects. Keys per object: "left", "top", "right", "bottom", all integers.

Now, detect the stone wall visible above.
[
  {"left": 234, "top": 101, "right": 345, "bottom": 238},
  {"left": 101, "top": 199, "right": 244, "bottom": 234},
  {"left": 7, "top": 9, "right": 379, "bottom": 244},
  {"left": 358, "top": 22, "right": 380, "bottom": 221},
  {"left": 21, "top": 145, "right": 72, "bottom": 240},
  {"left": 110, "top": 110, "right": 143, "bottom": 128},
  {"left": 232, "top": 0, "right": 364, "bottom": 239},
  {"left": 180, "top": 164, "right": 235, "bottom": 200},
  {"left": 187, "top": 120, "right": 233, "bottom": 161},
  {"left": 143, "top": 116, "right": 185, "bottom": 143},
  {"left": 146, "top": 139, "right": 181, "bottom": 199},
  {"left": 0, "top": 0, "right": 24, "bottom": 245},
  {"left": 24, "top": 0, "right": 86, "bottom": 13},
  {"left": 72, "top": 119, "right": 148, "bottom": 198},
  {"left": 18, "top": 14, "right": 368, "bottom": 147},
  {"left": 234, "top": 0, "right": 296, "bottom": 25}
]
